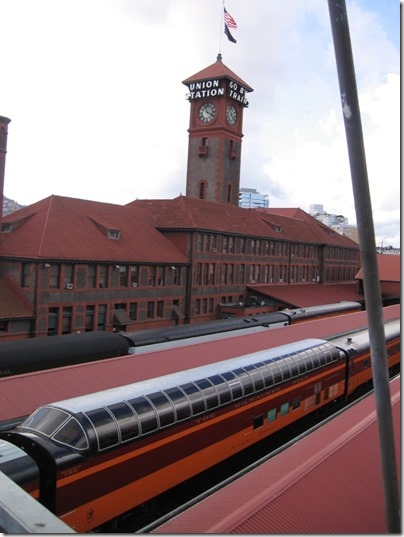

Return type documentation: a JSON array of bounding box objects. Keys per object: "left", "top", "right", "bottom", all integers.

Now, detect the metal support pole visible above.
[{"left": 327, "top": 1, "right": 400, "bottom": 532}]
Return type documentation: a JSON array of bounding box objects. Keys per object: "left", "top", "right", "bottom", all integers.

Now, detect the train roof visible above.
[
  {"left": 0, "top": 305, "right": 400, "bottom": 427},
  {"left": 33, "top": 338, "right": 329, "bottom": 414},
  {"left": 152, "top": 375, "right": 400, "bottom": 534}
]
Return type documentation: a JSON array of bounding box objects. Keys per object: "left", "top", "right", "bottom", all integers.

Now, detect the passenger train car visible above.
[
  {"left": 0, "top": 317, "right": 399, "bottom": 532},
  {"left": 0, "top": 301, "right": 361, "bottom": 378}
]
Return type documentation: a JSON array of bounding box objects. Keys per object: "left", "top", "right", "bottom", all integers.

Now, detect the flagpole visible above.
[{"left": 218, "top": 0, "right": 224, "bottom": 56}]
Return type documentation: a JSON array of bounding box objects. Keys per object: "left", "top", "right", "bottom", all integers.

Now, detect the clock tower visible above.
[{"left": 182, "top": 54, "right": 253, "bottom": 206}]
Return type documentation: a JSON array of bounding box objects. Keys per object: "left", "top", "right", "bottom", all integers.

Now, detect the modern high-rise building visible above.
[{"left": 239, "top": 188, "right": 269, "bottom": 209}]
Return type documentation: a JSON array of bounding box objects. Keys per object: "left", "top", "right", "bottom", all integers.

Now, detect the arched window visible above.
[
  {"left": 227, "top": 183, "right": 232, "bottom": 203},
  {"left": 199, "top": 181, "right": 207, "bottom": 200}
]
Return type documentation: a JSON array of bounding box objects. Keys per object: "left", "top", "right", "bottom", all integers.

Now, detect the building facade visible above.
[
  {"left": 0, "top": 58, "right": 362, "bottom": 341},
  {"left": 239, "top": 188, "right": 269, "bottom": 209}
]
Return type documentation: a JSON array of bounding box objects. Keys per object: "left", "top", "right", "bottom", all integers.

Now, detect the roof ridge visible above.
[{"left": 37, "top": 195, "right": 54, "bottom": 257}]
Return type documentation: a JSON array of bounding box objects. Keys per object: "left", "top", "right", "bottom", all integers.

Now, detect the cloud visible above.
[{"left": 0, "top": 0, "right": 399, "bottom": 247}]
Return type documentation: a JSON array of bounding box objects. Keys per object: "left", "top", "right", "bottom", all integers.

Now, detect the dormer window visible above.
[
  {"left": 275, "top": 226, "right": 282, "bottom": 233},
  {"left": 108, "top": 230, "right": 120, "bottom": 240},
  {"left": 2, "top": 223, "right": 13, "bottom": 232}
]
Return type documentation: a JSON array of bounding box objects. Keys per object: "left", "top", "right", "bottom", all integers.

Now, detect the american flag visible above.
[{"left": 224, "top": 7, "right": 237, "bottom": 29}]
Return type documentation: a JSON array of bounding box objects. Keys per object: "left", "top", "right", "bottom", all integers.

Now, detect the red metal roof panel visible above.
[
  {"left": 249, "top": 282, "right": 364, "bottom": 307},
  {"left": 153, "top": 376, "right": 400, "bottom": 534},
  {"left": 0, "top": 305, "right": 399, "bottom": 424}
]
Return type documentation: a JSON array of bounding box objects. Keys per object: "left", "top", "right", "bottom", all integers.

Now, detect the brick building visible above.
[{"left": 0, "top": 58, "right": 362, "bottom": 340}]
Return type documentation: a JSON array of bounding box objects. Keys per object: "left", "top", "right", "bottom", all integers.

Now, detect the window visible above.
[
  {"left": 108, "top": 402, "right": 139, "bottom": 442},
  {"left": 147, "top": 392, "right": 175, "bottom": 428},
  {"left": 119, "top": 266, "right": 128, "bottom": 287},
  {"left": 173, "top": 266, "right": 180, "bottom": 285},
  {"left": 267, "top": 408, "right": 277, "bottom": 422},
  {"left": 85, "top": 306, "right": 95, "bottom": 331},
  {"left": 97, "top": 304, "right": 106, "bottom": 331},
  {"left": 148, "top": 267, "right": 156, "bottom": 286},
  {"left": 49, "top": 265, "right": 60, "bottom": 289},
  {"left": 209, "top": 264, "right": 215, "bottom": 285},
  {"left": 64, "top": 265, "right": 73, "bottom": 286},
  {"left": 147, "top": 301, "right": 155, "bottom": 319},
  {"left": 227, "top": 183, "right": 232, "bottom": 203},
  {"left": 157, "top": 266, "right": 165, "bottom": 286},
  {"left": 199, "top": 181, "right": 207, "bottom": 200},
  {"left": 180, "top": 383, "right": 206, "bottom": 415},
  {"left": 99, "top": 266, "right": 108, "bottom": 288},
  {"left": 62, "top": 307, "right": 72, "bottom": 334},
  {"left": 48, "top": 308, "right": 59, "bottom": 336},
  {"left": 128, "top": 397, "right": 158, "bottom": 434},
  {"left": 22, "top": 263, "right": 31, "bottom": 288},
  {"left": 292, "top": 397, "right": 301, "bottom": 410},
  {"left": 195, "top": 263, "right": 202, "bottom": 285},
  {"left": 164, "top": 387, "right": 192, "bottom": 421},
  {"left": 87, "top": 266, "right": 96, "bottom": 288},
  {"left": 280, "top": 402, "right": 289, "bottom": 416},
  {"left": 253, "top": 415, "right": 264, "bottom": 429},
  {"left": 85, "top": 408, "right": 119, "bottom": 451},
  {"left": 129, "top": 302, "right": 137, "bottom": 321},
  {"left": 156, "top": 300, "right": 164, "bottom": 318},
  {"left": 130, "top": 265, "right": 138, "bottom": 287}
]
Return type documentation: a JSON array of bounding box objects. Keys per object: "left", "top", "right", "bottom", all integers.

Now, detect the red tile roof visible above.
[
  {"left": 249, "top": 282, "right": 364, "bottom": 307},
  {"left": 356, "top": 253, "right": 400, "bottom": 283},
  {"left": 132, "top": 196, "right": 359, "bottom": 248},
  {"left": 0, "top": 278, "right": 33, "bottom": 318},
  {"left": 1, "top": 196, "right": 189, "bottom": 264},
  {"left": 153, "top": 375, "right": 400, "bottom": 534},
  {"left": 182, "top": 56, "right": 253, "bottom": 93}
]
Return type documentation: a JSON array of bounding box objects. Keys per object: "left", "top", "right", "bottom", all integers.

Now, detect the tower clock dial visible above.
[
  {"left": 198, "top": 102, "right": 216, "bottom": 123},
  {"left": 226, "top": 105, "right": 237, "bottom": 125}
]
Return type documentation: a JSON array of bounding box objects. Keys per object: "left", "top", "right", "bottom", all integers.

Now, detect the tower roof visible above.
[{"left": 182, "top": 54, "right": 253, "bottom": 93}]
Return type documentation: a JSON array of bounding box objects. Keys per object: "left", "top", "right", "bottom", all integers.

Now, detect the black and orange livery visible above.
[{"left": 0, "top": 318, "right": 399, "bottom": 532}]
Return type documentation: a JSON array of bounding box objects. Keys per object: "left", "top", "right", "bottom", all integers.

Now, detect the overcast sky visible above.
[{"left": 0, "top": 0, "right": 400, "bottom": 248}]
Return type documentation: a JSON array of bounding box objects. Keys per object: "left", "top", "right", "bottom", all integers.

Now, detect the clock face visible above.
[
  {"left": 198, "top": 102, "right": 216, "bottom": 123},
  {"left": 226, "top": 105, "right": 237, "bottom": 125}
]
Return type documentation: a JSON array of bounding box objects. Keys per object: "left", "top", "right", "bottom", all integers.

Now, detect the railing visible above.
[{"left": 0, "top": 471, "right": 75, "bottom": 533}]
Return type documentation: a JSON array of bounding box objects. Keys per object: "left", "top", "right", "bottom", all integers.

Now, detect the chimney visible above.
[{"left": 0, "top": 116, "right": 11, "bottom": 230}]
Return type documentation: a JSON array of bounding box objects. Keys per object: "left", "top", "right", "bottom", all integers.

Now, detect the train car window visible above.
[
  {"left": 267, "top": 408, "right": 276, "bottom": 422},
  {"left": 146, "top": 392, "right": 175, "bottom": 428},
  {"left": 284, "top": 357, "right": 299, "bottom": 377},
  {"left": 279, "top": 360, "right": 291, "bottom": 380},
  {"left": 243, "top": 365, "right": 264, "bottom": 391},
  {"left": 221, "top": 371, "right": 243, "bottom": 400},
  {"left": 208, "top": 374, "right": 232, "bottom": 404},
  {"left": 280, "top": 402, "right": 289, "bottom": 416},
  {"left": 268, "top": 362, "right": 283, "bottom": 384},
  {"left": 20, "top": 406, "right": 70, "bottom": 437},
  {"left": 127, "top": 397, "right": 158, "bottom": 435},
  {"left": 292, "top": 396, "right": 301, "bottom": 410},
  {"left": 164, "top": 387, "right": 192, "bottom": 421},
  {"left": 309, "top": 349, "right": 321, "bottom": 368},
  {"left": 299, "top": 350, "right": 314, "bottom": 372},
  {"left": 180, "top": 383, "right": 206, "bottom": 415},
  {"left": 253, "top": 415, "right": 264, "bottom": 429},
  {"left": 108, "top": 402, "right": 139, "bottom": 442},
  {"left": 293, "top": 355, "right": 307, "bottom": 374},
  {"left": 259, "top": 366, "right": 274, "bottom": 388},
  {"left": 194, "top": 378, "right": 219, "bottom": 410},
  {"left": 85, "top": 408, "right": 119, "bottom": 451},
  {"left": 52, "top": 417, "right": 89, "bottom": 450},
  {"left": 233, "top": 368, "right": 254, "bottom": 396}
]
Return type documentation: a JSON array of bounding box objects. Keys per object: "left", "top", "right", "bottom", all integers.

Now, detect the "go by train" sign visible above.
[{"left": 185, "top": 78, "right": 249, "bottom": 107}]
